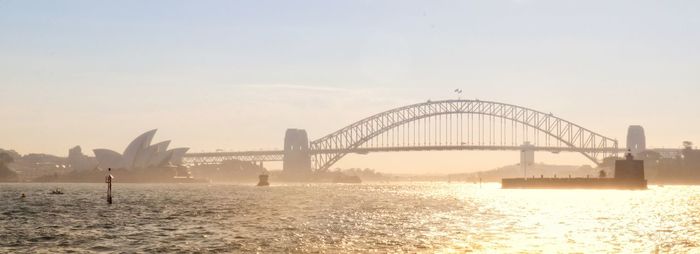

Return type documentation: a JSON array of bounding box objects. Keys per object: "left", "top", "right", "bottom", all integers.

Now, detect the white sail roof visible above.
[
  {"left": 93, "top": 149, "right": 124, "bottom": 169},
  {"left": 122, "top": 129, "right": 157, "bottom": 169},
  {"left": 93, "top": 130, "right": 188, "bottom": 170}
]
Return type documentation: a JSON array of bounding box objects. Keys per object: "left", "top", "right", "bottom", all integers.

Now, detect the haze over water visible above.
[
  {"left": 2, "top": 1, "right": 699, "bottom": 252},
  {"left": 2, "top": 183, "right": 698, "bottom": 253}
]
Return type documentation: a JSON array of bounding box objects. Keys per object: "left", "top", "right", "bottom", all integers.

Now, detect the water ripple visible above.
[{"left": 1, "top": 183, "right": 699, "bottom": 252}]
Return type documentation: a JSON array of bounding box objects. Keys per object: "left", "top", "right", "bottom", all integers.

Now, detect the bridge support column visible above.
[
  {"left": 520, "top": 142, "right": 535, "bottom": 178},
  {"left": 283, "top": 129, "right": 312, "bottom": 179},
  {"left": 520, "top": 142, "right": 535, "bottom": 166},
  {"left": 626, "top": 125, "right": 646, "bottom": 155}
]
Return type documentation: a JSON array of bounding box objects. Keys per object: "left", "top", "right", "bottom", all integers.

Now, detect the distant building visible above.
[
  {"left": 93, "top": 129, "right": 189, "bottom": 170},
  {"left": 682, "top": 147, "right": 700, "bottom": 171},
  {"left": 5, "top": 152, "right": 69, "bottom": 181},
  {"left": 642, "top": 142, "right": 700, "bottom": 184},
  {"left": 68, "top": 146, "right": 97, "bottom": 171}
]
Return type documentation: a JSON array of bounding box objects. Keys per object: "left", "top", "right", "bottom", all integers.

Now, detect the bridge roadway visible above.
[{"left": 183, "top": 146, "right": 634, "bottom": 164}]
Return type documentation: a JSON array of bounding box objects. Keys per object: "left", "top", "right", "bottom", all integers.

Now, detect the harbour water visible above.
[{"left": 1, "top": 183, "right": 699, "bottom": 253}]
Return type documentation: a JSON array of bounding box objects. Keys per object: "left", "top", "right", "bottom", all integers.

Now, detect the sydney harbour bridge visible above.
[{"left": 183, "top": 99, "right": 657, "bottom": 173}]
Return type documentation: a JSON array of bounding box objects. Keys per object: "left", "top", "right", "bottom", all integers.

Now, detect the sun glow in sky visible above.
[{"left": 1, "top": 1, "right": 699, "bottom": 173}]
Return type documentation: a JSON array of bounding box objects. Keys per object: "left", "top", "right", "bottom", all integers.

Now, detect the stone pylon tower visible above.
[
  {"left": 283, "top": 129, "right": 312, "bottom": 177},
  {"left": 626, "top": 125, "right": 646, "bottom": 155}
]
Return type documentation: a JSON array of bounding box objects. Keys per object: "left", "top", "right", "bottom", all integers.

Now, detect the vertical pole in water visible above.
[
  {"left": 521, "top": 150, "right": 527, "bottom": 180},
  {"left": 106, "top": 168, "right": 113, "bottom": 204}
]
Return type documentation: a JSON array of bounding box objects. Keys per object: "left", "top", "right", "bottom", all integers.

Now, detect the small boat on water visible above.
[
  {"left": 49, "top": 188, "right": 64, "bottom": 195},
  {"left": 257, "top": 174, "right": 270, "bottom": 186}
]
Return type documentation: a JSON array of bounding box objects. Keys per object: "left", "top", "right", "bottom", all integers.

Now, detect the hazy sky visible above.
[{"left": 1, "top": 1, "right": 699, "bottom": 173}]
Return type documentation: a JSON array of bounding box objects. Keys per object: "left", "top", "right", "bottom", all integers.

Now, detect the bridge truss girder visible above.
[
  {"left": 309, "top": 99, "right": 618, "bottom": 172},
  {"left": 183, "top": 151, "right": 283, "bottom": 165}
]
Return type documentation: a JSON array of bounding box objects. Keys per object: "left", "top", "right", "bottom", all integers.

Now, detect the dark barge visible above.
[{"left": 502, "top": 152, "right": 647, "bottom": 190}]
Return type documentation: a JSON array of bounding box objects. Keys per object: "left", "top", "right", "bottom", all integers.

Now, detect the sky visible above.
[{"left": 1, "top": 0, "right": 699, "bottom": 174}]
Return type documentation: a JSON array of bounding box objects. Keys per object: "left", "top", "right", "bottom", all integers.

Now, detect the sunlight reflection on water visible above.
[{"left": 1, "top": 183, "right": 699, "bottom": 252}]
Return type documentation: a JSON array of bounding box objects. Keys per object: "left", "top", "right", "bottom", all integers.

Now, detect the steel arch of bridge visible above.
[{"left": 310, "top": 99, "right": 618, "bottom": 172}]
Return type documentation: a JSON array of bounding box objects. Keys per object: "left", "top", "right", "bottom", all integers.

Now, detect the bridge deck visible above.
[
  {"left": 183, "top": 146, "right": 680, "bottom": 165},
  {"left": 183, "top": 146, "right": 632, "bottom": 163}
]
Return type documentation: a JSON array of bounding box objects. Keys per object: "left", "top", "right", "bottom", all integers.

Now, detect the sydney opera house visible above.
[{"left": 93, "top": 129, "right": 189, "bottom": 170}]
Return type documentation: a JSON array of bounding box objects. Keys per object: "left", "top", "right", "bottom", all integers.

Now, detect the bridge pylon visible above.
[
  {"left": 283, "top": 129, "right": 312, "bottom": 178},
  {"left": 626, "top": 125, "right": 646, "bottom": 155},
  {"left": 520, "top": 142, "right": 535, "bottom": 166}
]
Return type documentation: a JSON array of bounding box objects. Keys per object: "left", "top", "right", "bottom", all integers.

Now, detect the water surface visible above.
[{"left": 1, "top": 183, "right": 698, "bottom": 253}]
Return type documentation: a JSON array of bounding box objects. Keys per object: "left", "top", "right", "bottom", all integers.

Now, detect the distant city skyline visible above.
[{"left": 1, "top": 0, "right": 698, "bottom": 173}]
